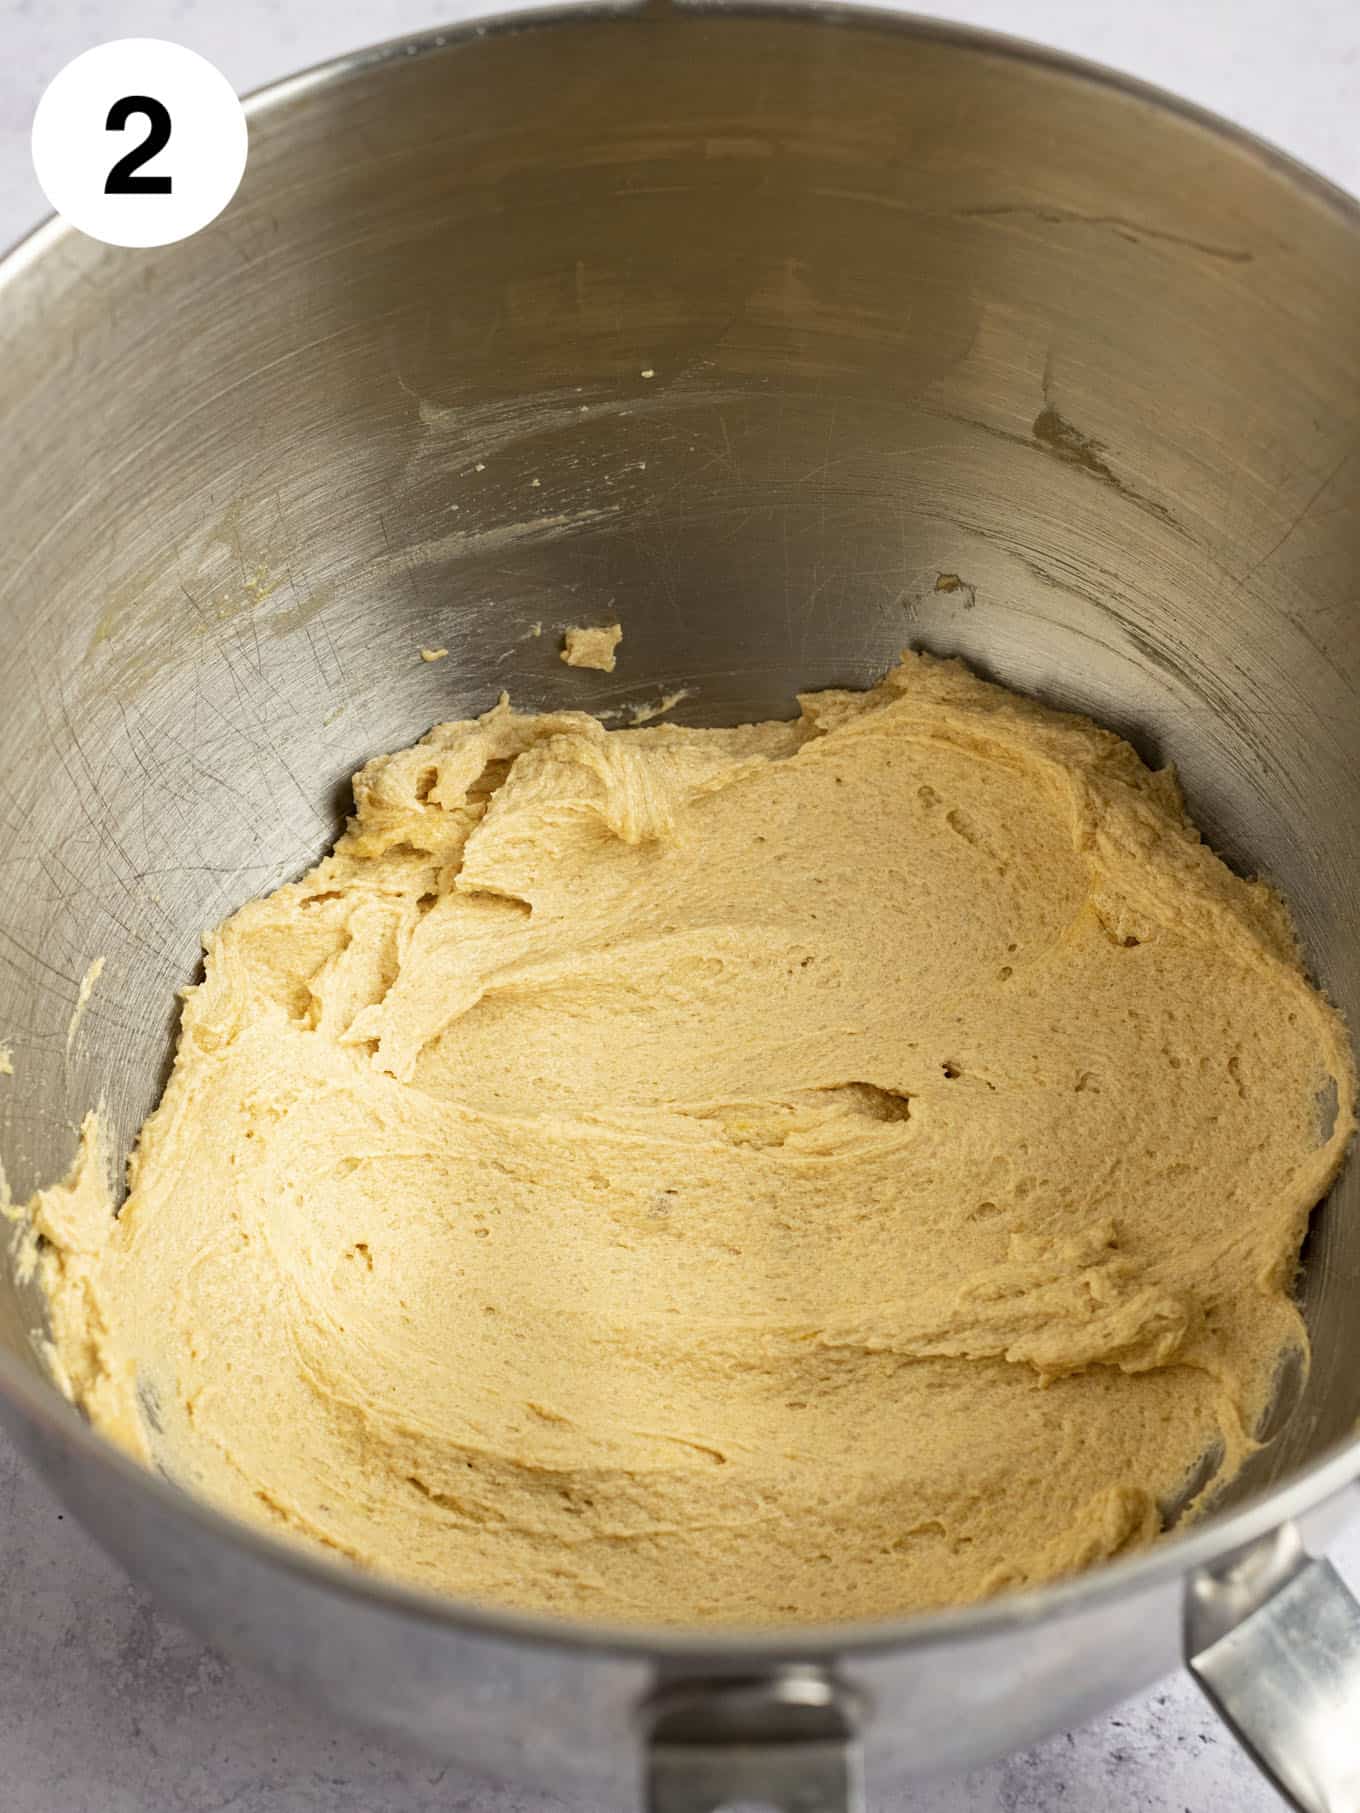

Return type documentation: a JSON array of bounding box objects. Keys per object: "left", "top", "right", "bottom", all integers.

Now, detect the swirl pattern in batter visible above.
[{"left": 23, "top": 653, "right": 1354, "bottom": 1623}]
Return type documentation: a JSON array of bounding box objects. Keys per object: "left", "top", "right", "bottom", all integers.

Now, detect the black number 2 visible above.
[{"left": 104, "top": 95, "right": 172, "bottom": 195}]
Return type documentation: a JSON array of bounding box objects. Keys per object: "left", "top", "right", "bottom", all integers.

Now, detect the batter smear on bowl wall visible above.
[{"left": 17, "top": 653, "right": 1354, "bottom": 1624}]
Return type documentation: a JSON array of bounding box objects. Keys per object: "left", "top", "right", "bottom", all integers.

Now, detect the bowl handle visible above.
[
  {"left": 642, "top": 1670, "right": 864, "bottom": 1813},
  {"left": 1187, "top": 1522, "right": 1360, "bottom": 1811}
]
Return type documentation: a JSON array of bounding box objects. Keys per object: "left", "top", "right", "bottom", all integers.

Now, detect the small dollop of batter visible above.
[
  {"left": 21, "top": 654, "right": 1353, "bottom": 1624},
  {"left": 561, "top": 622, "right": 622, "bottom": 671}
]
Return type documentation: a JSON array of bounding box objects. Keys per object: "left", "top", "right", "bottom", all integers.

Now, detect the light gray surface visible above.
[{"left": 1, "top": 2, "right": 1359, "bottom": 1810}]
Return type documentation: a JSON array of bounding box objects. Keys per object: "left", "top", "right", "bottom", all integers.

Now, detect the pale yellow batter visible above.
[
  {"left": 561, "top": 622, "right": 622, "bottom": 671},
  {"left": 21, "top": 653, "right": 1354, "bottom": 1624}
]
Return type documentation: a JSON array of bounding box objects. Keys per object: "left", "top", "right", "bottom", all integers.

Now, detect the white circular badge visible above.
[{"left": 31, "top": 39, "right": 248, "bottom": 248}]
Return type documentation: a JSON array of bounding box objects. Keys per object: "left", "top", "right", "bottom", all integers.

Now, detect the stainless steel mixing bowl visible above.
[{"left": 1, "top": 8, "right": 1358, "bottom": 1809}]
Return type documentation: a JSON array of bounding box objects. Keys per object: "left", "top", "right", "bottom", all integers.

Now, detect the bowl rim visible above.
[{"left": 1, "top": 0, "right": 1357, "bottom": 1666}]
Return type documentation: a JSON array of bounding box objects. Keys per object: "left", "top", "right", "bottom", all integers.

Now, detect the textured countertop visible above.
[{"left": 2, "top": 2, "right": 1358, "bottom": 1809}]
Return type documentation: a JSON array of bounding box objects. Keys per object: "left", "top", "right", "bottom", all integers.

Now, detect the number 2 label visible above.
[
  {"left": 104, "top": 96, "right": 173, "bottom": 195},
  {"left": 32, "top": 39, "right": 247, "bottom": 248}
]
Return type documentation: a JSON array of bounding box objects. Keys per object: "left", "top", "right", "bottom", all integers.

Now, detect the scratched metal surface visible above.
[{"left": 0, "top": 7, "right": 1358, "bottom": 1802}]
